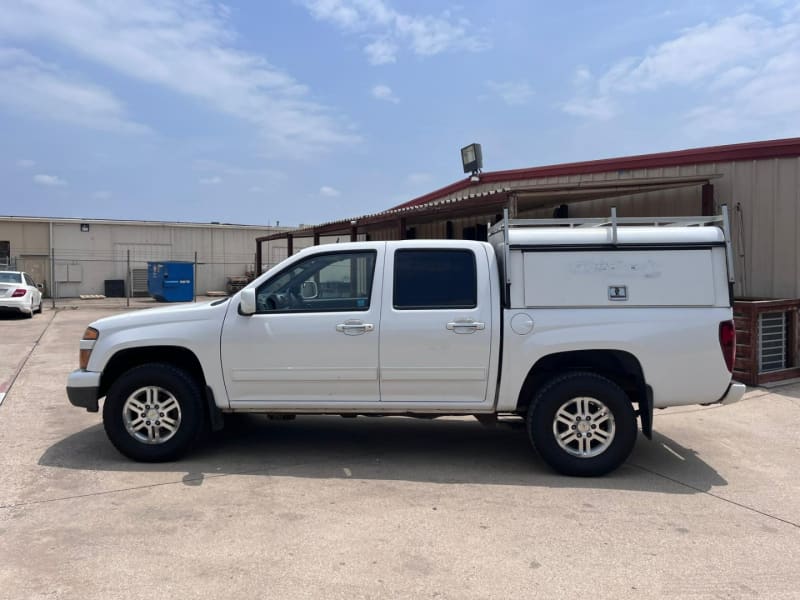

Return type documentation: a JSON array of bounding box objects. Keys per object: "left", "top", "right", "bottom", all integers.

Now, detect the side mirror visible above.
[
  {"left": 36, "top": 283, "right": 44, "bottom": 290},
  {"left": 300, "top": 280, "right": 318, "bottom": 299},
  {"left": 239, "top": 288, "right": 256, "bottom": 315}
]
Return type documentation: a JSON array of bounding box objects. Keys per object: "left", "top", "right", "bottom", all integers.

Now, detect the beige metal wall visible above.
[
  {"left": 49, "top": 221, "right": 288, "bottom": 296},
  {"left": 0, "top": 220, "right": 51, "bottom": 292},
  {"left": 0, "top": 219, "right": 50, "bottom": 260}
]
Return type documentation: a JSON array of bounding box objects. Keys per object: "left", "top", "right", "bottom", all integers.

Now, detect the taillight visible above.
[
  {"left": 719, "top": 320, "right": 736, "bottom": 373},
  {"left": 11, "top": 288, "right": 26, "bottom": 297}
]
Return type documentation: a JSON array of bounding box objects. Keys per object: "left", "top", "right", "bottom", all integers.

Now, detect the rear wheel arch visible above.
[{"left": 516, "top": 349, "right": 647, "bottom": 415}]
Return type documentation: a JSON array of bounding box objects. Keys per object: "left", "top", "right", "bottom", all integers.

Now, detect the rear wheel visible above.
[
  {"left": 103, "top": 363, "right": 204, "bottom": 462},
  {"left": 26, "top": 298, "right": 34, "bottom": 318},
  {"left": 527, "top": 371, "right": 637, "bottom": 476}
]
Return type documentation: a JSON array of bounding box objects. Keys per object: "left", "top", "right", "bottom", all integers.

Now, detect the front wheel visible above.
[
  {"left": 103, "top": 363, "right": 205, "bottom": 462},
  {"left": 527, "top": 372, "right": 637, "bottom": 477}
]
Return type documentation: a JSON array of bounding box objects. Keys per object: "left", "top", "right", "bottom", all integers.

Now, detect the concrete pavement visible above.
[{"left": 1, "top": 307, "right": 798, "bottom": 599}]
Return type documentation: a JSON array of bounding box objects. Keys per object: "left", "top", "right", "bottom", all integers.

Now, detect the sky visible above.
[{"left": 1, "top": 0, "right": 799, "bottom": 226}]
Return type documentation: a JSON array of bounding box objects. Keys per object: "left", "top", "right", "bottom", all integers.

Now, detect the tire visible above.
[
  {"left": 527, "top": 371, "right": 637, "bottom": 477},
  {"left": 103, "top": 363, "right": 205, "bottom": 462},
  {"left": 26, "top": 299, "right": 34, "bottom": 318},
  {"left": 35, "top": 298, "right": 43, "bottom": 314}
]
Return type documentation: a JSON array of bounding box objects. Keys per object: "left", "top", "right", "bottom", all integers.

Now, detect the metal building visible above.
[
  {"left": 0, "top": 216, "right": 291, "bottom": 298},
  {"left": 258, "top": 137, "right": 800, "bottom": 300},
  {"left": 256, "top": 137, "right": 800, "bottom": 385}
]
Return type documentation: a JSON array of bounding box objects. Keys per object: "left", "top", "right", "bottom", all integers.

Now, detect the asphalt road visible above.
[{"left": 1, "top": 306, "right": 798, "bottom": 599}]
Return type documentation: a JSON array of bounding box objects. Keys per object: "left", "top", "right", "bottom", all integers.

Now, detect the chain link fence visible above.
[{"left": 11, "top": 249, "right": 286, "bottom": 310}]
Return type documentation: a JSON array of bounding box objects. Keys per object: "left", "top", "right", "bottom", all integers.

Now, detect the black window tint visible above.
[{"left": 394, "top": 250, "right": 477, "bottom": 310}]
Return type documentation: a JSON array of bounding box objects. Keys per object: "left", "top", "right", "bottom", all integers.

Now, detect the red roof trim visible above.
[{"left": 392, "top": 137, "right": 800, "bottom": 210}]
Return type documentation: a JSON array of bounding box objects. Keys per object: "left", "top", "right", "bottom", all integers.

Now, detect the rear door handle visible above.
[
  {"left": 336, "top": 320, "right": 374, "bottom": 335},
  {"left": 446, "top": 320, "right": 485, "bottom": 333}
]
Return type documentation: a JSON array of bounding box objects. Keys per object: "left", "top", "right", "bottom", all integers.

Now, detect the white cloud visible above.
[
  {"left": 573, "top": 67, "right": 592, "bottom": 86},
  {"left": 562, "top": 95, "right": 616, "bottom": 120},
  {"left": 365, "top": 38, "right": 398, "bottom": 65},
  {"left": 371, "top": 84, "right": 399, "bottom": 103},
  {"left": 562, "top": 10, "right": 800, "bottom": 130},
  {"left": 485, "top": 80, "right": 534, "bottom": 106},
  {"left": 0, "top": 48, "right": 147, "bottom": 134},
  {"left": 407, "top": 172, "right": 432, "bottom": 185},
  {"left": 193, "top": 159, "right": 286, "bottom": 180},
  {"left": 319, "top": 185, "right": 341, "bottom": 197},
  {"left": 199, "top": 176, "right": 222, "bottom": 185},
  {"left": 301, "top": 0, "right": 489, "bottom": 65},
  {"left": 0, "top": 1, "right": 358, "bottom": 157},
  {"left": 33, "top": 174, "right": 66, "bottom": 186},
  {"left": 16, "top": 159, "right": 35, "bottom": 168},
  {"left": 92, "top": 190, "right": 112, "bottom": 199}
]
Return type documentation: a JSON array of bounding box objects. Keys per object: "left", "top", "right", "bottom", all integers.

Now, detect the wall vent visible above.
[
  {"left": 131, "top": 268, "right": 149, "bottom": 296},
  {"left": 758, "top": 311, "right": 788, "bottom": 372}
]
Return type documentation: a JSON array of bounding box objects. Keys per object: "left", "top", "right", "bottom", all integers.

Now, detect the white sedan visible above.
[{"left": 0, "top": 271, "right": 43, "bottom": 317}]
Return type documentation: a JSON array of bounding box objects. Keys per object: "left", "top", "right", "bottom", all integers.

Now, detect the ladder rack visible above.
[
  {"left": 490, "top": 205, "right": 735, "bottom": 303},
  {"left": 487, "top": 208, "right": 728, "bottom": 235}
]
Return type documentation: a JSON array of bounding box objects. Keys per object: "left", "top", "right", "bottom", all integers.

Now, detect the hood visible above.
[{"left": 89, "top": 298, "right": 230, "bottom": 332}]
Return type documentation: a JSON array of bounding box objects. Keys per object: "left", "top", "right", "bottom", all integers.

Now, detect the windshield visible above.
[{"left": 0, "top": 272, "right": 21, "bottom": 283}]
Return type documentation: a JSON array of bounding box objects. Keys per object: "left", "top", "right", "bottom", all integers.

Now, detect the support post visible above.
[
  {"left": 313, "top": 230, "right": 320, "bottom": 246},
  {"left": 255, "top": 240, "right": 262, "bottom": 275},
  {"left": 126, "top": 249, "right": 131, "bottom": 308},
  {"left": 398, "top": 218, "right": 407, "bottom": 240},
  {"left": 350, "top": 224, "right": 357, "bottom": 242},
  {"left": 287, "top": 234, "right": 294, "bottom": 256},
  {"left": 193, "top": 251, "right": 197, "bottom": 303},
  {"left": 50, "top": 247, "right": 55, "bottom": 309}
]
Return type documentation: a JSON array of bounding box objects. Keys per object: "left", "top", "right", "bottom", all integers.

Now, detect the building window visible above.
[{"left": 0, "top": 241, "right": 9, "bottom": 266}]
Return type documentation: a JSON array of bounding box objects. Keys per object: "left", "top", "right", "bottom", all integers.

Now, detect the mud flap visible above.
[{"left": 639, "top": 385, "right": 653, "bottom": 440}]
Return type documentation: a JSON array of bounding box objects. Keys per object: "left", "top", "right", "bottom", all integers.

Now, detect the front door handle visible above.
[
  {"left": 446, "top": 319, "right": 486, "bottom": 333},
  {"left": 336, "top": 320, "right": 374, "bottom": 335}
]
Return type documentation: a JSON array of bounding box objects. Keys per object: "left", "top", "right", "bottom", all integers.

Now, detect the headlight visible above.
[{"left": 79, "top": 327, "right": 99, "bottom": 369}]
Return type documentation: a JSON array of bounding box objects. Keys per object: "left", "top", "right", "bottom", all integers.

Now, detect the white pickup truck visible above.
[{"left": 67, "top": 211, "right": 745, "bottom": 476}]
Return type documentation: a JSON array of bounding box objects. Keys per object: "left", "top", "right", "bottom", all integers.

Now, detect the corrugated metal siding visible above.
[
  {"left": 0, "top": 221, "right": 49, "bottom": 258},
  {"left": 50, "top": 222, "right": 288, "bottom": 297}
]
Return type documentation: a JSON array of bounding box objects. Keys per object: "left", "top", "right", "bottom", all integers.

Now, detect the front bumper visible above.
[
  {"left": 66, "top": 369, "right": 101, "bottom": 412},
  {"left": 719, "top": 382, "right": 746, "bottom": 405}
]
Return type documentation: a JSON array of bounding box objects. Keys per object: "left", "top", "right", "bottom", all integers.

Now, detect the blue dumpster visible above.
[{"left": 147, "top": 261, "right": 194, "bottom": 302}]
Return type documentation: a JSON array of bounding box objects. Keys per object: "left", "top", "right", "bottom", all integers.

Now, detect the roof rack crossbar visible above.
[{"left": 489, "top": 213, "right": 724, "bottom": 234}]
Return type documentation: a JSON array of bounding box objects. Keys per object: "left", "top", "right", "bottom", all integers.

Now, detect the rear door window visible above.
[{"left": 393, "top": 250, "right": 477, "bottom": 310}]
